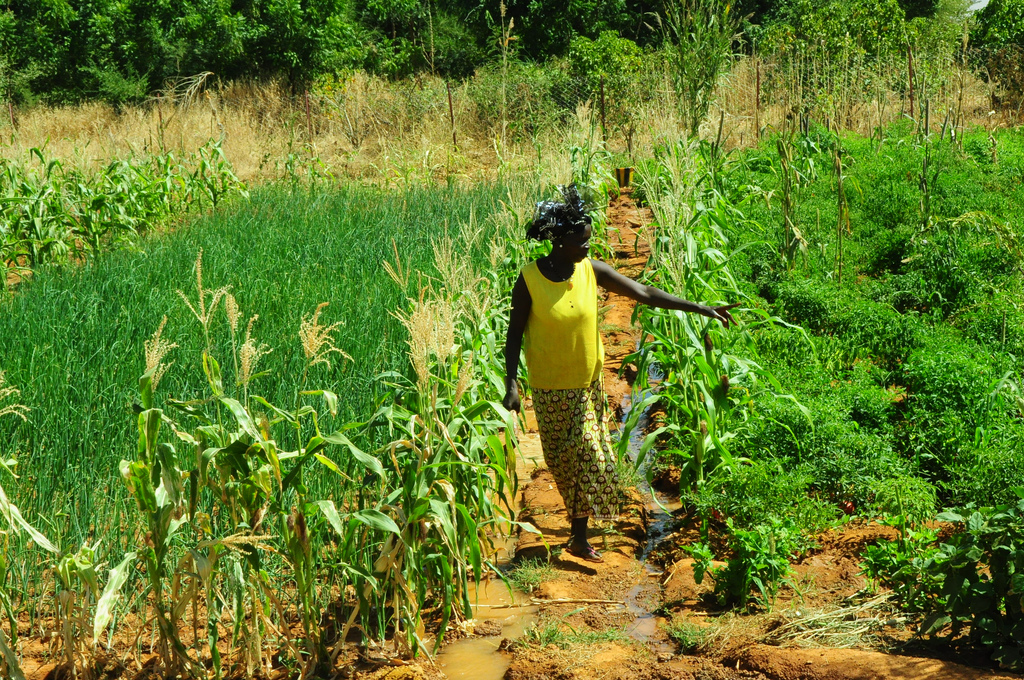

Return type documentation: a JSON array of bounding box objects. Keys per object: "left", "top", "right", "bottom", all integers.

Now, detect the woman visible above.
[{"left": 502, "top": 186, "right": 737, "bottom": 563}]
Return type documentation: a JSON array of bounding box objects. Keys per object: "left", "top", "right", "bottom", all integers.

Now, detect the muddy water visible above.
[
  {"left": 437, "top": 579, "right": 538, "bottom": 680},
  {"left": 436, "top": 422, "right": 543, "bottom": 679}
]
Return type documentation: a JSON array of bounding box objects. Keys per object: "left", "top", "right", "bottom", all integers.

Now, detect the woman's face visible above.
[{"left": 555, "top": 223, "right": 592, "bottom": 263}]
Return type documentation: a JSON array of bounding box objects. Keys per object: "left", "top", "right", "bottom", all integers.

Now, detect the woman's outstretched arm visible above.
[
  {"left": 591, "top": 259, "right": 739, "bottom": 327},
  {"left": 502, "top": 273, "right": 532, "bottom": 412}
]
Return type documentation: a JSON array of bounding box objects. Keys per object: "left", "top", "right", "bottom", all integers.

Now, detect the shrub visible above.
[
  {"left": 684, "top": 458, "right": 839, "bottom": 535},
  {"left": 868, "top": 474, "right": 937, "bottom": 522},
  {"left": 690, "top": 517, "right": 804, "bottom": 609},
  {"left": 944, "top": 435, "right": 1024, "bottom": 507},
  {"left": 861, "top": 224, "right": 914, "bottom": 276},
  {"left": 923, "top": 500, "right": 1024, "bottom": 670},
  {"left": 466, "top": 60, "right": 564, "bottom": 135},
  {"left": 834, "top": 299, "right": 922, "bottom": 369},
  {"left": 951, "top": 289, "right": 1024, "bottom": 361}
]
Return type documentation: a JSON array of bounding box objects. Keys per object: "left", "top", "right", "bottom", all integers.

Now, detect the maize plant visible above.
[
  {"left": 776, "top": 134, "right": 809, "bottom": 271},
  {"left": 112, "top": 242, "right": 523, "bottom": 677},
  {"left": 0, "top": 142, "right": 247, "bottom": 286},
  {"left": 361, "top": 288, "right": 520, "bottom": 655},
  {"left": 627, "top": 145, "right": 808, "bottom": 502}
]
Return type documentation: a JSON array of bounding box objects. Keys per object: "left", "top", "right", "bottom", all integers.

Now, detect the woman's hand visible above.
[
  {"left": 704, "top": 303, "right": 741, "bottom": 328},
  {"left": 502, "top": 383, "right": 521, "bottom": 413}
]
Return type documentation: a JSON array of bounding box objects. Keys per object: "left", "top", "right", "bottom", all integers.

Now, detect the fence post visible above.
[
  {"left": 907, "top": 46, "right": 916, "bottom": 125},
  {"left": 304, "top": 89, "right": 313, "bottom": 144},
  {"left": 447, "top": 82, "right": 458, "bottom": 151},
  {"left": 755, "top": 57, "right": 761, "bottom": 142}
]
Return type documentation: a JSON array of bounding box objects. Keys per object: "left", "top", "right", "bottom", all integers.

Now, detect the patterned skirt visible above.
[{"left": 533, "top": 379, "right": 621, "bottom": 520}]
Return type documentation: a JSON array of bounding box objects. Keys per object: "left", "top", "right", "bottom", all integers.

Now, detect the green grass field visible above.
[{"left": 0, "top": 182, "right": 512, "bottom": 554}]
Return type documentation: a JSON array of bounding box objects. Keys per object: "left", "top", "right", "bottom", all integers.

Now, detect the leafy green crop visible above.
[
  {"left": 923, "top": 500, "right": 1024, "bottom": 670},
  {"left": 690, "top": 517, "right": 805, "bottom": 610},
  {"left": 1, "top": 142, "right": 247, "bottom": 288}
]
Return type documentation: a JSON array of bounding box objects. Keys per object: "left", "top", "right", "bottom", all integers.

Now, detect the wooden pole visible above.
[
  {"left": 600, "top": 75, "right": 607, "bottom": 142},
  {"left": 755, "top": 57, "right": 761, "bottom": 142},
  {"left": 446, "top": 81, "right": 457, "bottom": 151},
  {"left": 304, "top": 89, "right": 313, "bottom": 143},
  {"left": 156, "top": 93, "right": 165, "bottom": 152},
  {"left": 907, "top": 46, "right": 916, "bottom": 125}
]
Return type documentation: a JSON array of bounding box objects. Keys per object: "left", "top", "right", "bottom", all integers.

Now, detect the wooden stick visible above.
[
  {"left": 600, "top": 75, "right": 607, "bottom": 142},
  {"left": 531, "top": 597, "right": 625, "bottom": 605},
  {"left": 447, "top": 81, "right": 457, "bottom": 151}
]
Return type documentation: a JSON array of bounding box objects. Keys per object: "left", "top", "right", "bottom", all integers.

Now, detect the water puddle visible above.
[
  {"left": 437, "top": 579, "right": 538, "bottom": 680},
  {"left": 436, "top": 424, "right": 542, "bottom": 679}
]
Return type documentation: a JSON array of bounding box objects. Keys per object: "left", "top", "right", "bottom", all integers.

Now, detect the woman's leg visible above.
[{"left": 570, "top": 516, "right": 590, "bottom": 550}]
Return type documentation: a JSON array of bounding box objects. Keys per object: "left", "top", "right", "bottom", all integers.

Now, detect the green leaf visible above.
[
  {"left": 920, "top": 613, "right": 952, "bottom": 637},
  {"left": 302, "top": 389, "right": 339, "bottom": 417},
  {"left": 219, "top": 397, "right": 260, "bottom": 440},
  {"left": 351, "top": 509, "right": 401, "bottom": 535},
  {"left": 315, "top": 500, "right": 347, "bottom": 539},
  {"left": 323, "top": 431, "right": 384, "bottom": 476},
  {"left": 203, "top": 352, "right": 224, "bottom": 397},
  {"left": 252, "top": 396, "right": 297, "bottom": 424},
  {"left": 0, "top": 627, "right": 25, "bottom": 680},
  {"left": 0, "top": 482, "right": 57, "bottom": 553}
]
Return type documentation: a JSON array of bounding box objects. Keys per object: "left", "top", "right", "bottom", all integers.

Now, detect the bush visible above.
[
  {"left": 868, "top": 474, "right": 937, "bottom": 522},
  {"left": 466, "top": 60, "right": 564, "bottom": 135},
  {"left": 951, "top": 289, "right": 1024, "bottom": 360},
  {"left": 899, "top": 332, "right": 1017, "bottom": 479},
  {"left": 684, "top": 458, "right": 839, "bottom": 534},
  {"left": 944, "top": 434, "right": 1024, "bottom": 507},
  {"left": 768, "top": 278, "right": 922, "bottom": 368},
  {"left": 923, "top": 500, "right": 1024, "bottom": 670},
  {"left": 690, "top": 517, "right": 805, "bottom": 609},
  {"left": 861, "top": 224, "right": 914, "bottom": 276},
  {"left": 971, "top": 0, "right": 1024, "bottom": 47},
  {"left": 738, "top": 384, "right": 909, "bottom": 508}
]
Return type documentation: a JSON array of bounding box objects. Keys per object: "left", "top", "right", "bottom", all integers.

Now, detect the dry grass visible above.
[
  {"left": 760, "top": 592, "right": 902, "bottom": 650},
  {"left": 0, "top": 58, "right": 1011, "bottom": 190},
  {"left": 714, "top": 55, "right": 1000, "bottom": 147}
]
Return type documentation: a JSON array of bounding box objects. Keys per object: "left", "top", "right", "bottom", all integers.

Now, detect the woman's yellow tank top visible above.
[{"left": 521, "top": 258, "right": 604, "bottom": 390}]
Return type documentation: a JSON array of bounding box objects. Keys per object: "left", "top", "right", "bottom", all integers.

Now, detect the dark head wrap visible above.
[{"left": 526, "top": 184, "right": 592, "bottom": 241}]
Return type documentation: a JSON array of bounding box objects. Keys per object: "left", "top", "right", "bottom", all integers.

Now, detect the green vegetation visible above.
[
  {"left": 0, "top": 177, "right": 545, "bottom": 676},
  {"left": 518, "top": 620, "right": 632, "bottom": 650},
  {"left": 0, "top": 183, "right": 515, "bottom": 549},
  {"left": 666, "top": 618, "right": 713, "bottom": 653},
  {"left": 689, "top": 518, "right": 804, "bottom": 609},
  {"left": 628, "top": 119, "right": 1024, "bottom": 668},
  {"left": 2, "top": 0, "right": 1024, "bottom": 666},
  {"left": 508, "top": 557, "right": 559, "bottom": 593},
  {"left": 2, "top": 0, "right": 1019, "bottom": 108},
  {"left": 0, "top": 142, "right": 247, "bottom": 288}
]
